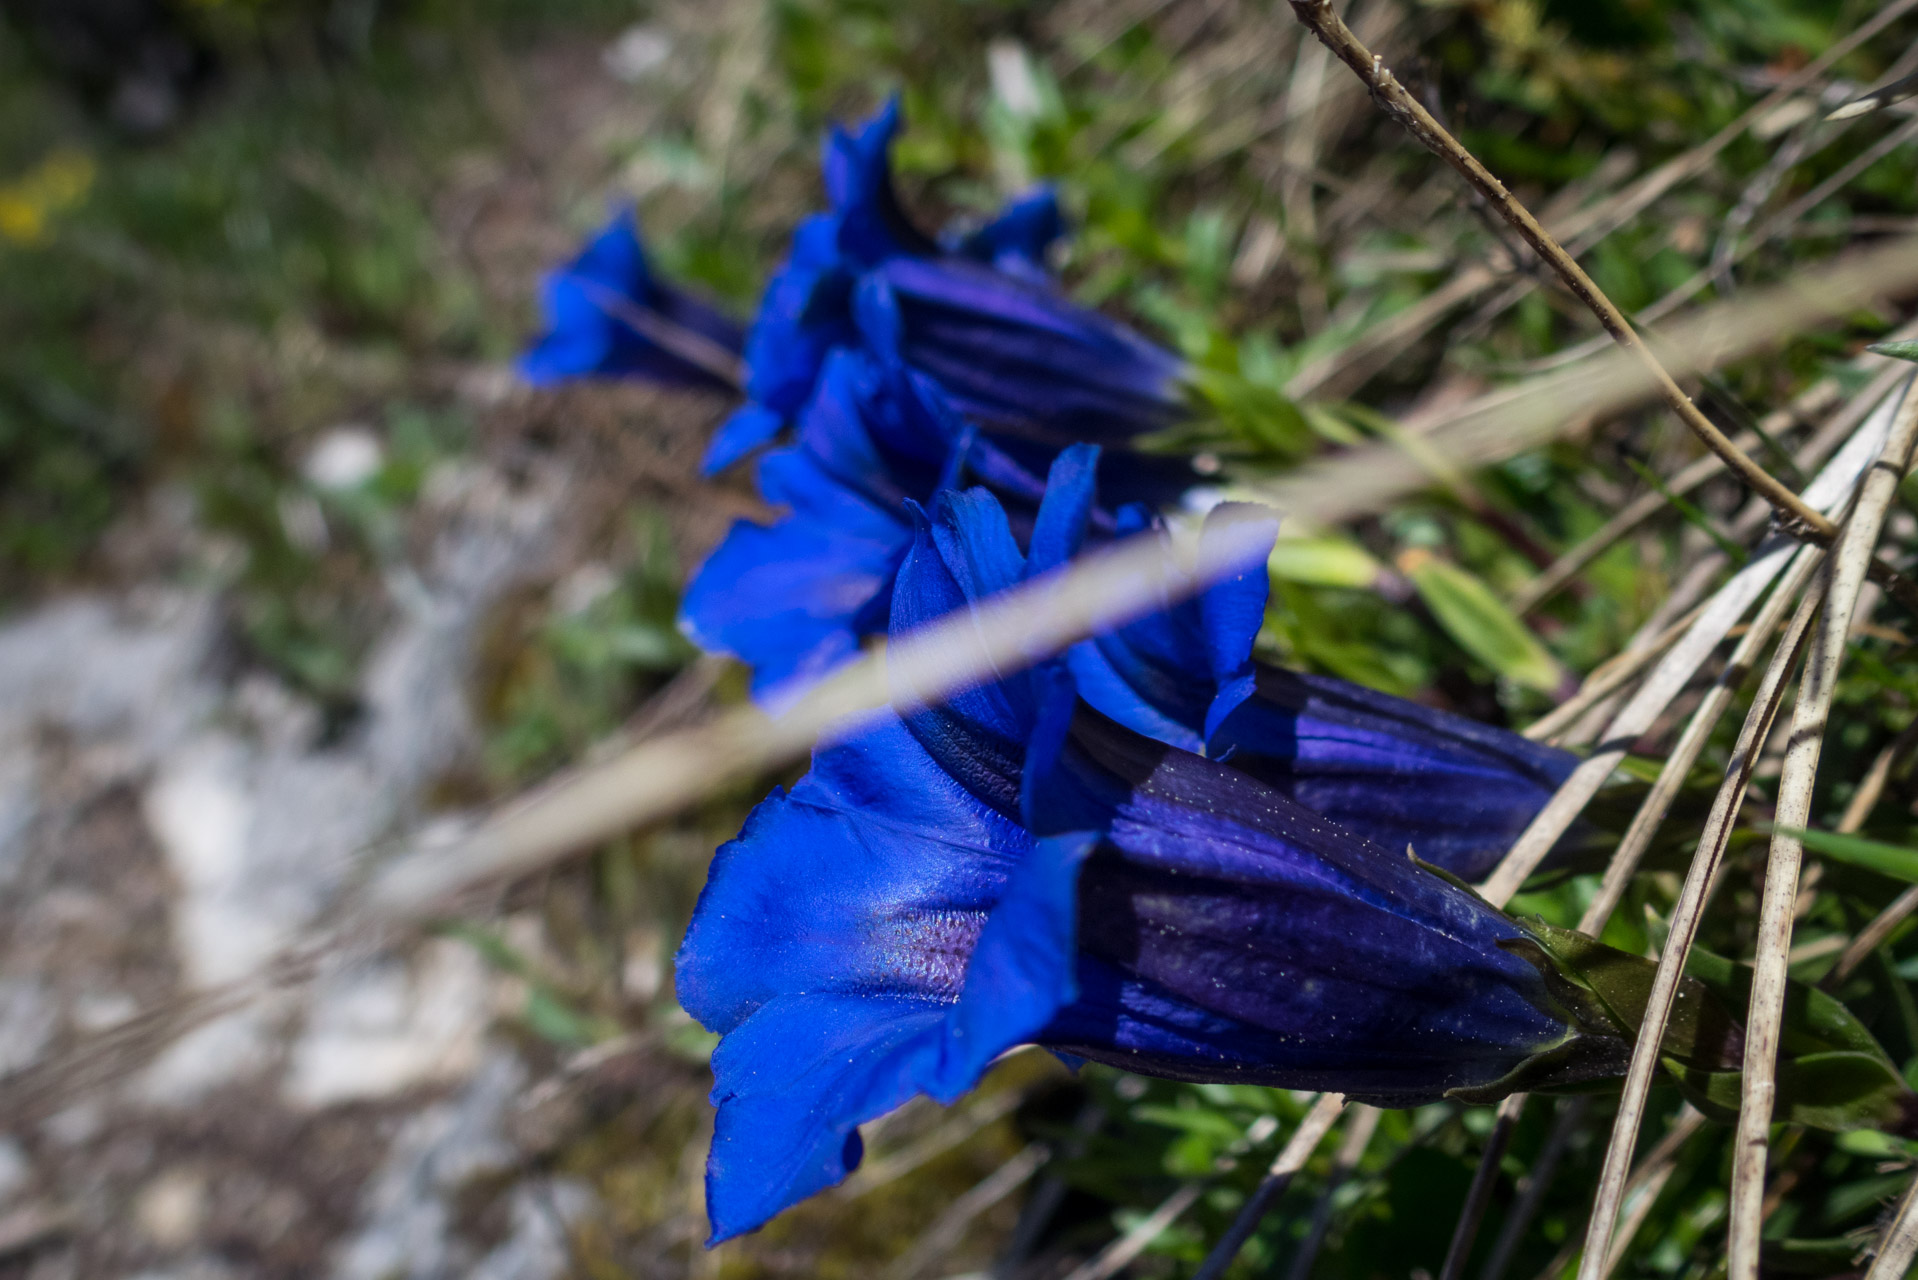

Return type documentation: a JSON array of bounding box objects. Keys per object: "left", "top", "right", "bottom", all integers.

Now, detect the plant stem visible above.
[
  {"left": 1727, "top": 389, "right": 1918, "bottom": 1280},
  {"left": 1282, "top": 0, "right": 1836, "bottom": 544}
]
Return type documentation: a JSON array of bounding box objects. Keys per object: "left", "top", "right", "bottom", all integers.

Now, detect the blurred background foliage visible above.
[{"left": 6, "top": 0, "right": 1918, "bottom": 1275}]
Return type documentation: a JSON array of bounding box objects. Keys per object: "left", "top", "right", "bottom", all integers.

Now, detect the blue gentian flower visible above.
[
  {"left": 701, "top": 96, "right": 1189, "bottom": 476},
  {"left": 674, "top": 470, "right": 1598, "bottom": 1243},
  {"left": 679, "top": 348, "right": 1065, "bottom": 694},
  {"left": 924, "top": 451, "right": 1580, "bottom": 880},
  {"left": 518, "top": 207, "right": 744, "bottom": 392}
]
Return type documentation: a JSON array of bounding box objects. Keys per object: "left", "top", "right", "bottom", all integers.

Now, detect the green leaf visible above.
[
  {"left": 1773, "top": 825, "right": 1918, "bottom": 884},
  {"left": 1513, "top": 921, "right": 1743, "bottom": 1070},
  {"left": 1682, "top": 947, "right": 1894, "bottom": 1062},
  {"left": 1868, "top": 339, "right": 1918, "bottom": 363},
  {"left": 1266, "top": 536, "right": 1384, "bottom": 589},
  {"left": 1397, "top": 548, "right": 1565, "bottom": 693},
  {"left": 1665, "top": 1051, "right": 1911, "bottom": 1133},
  {"left": 1624, "top": 456, "right": 1748, "bottom": 565}
]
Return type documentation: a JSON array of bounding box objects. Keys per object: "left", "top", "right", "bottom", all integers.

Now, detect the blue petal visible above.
[
  {"left": 1195, "top": 503, "right": 1280, "bottom": 739},
  {"left": 702, "top": 405, "right": 787, "bottom": 474},
  {"left": 704, "top": 994, "right": 945, "bottom": 1242},
  {"left": 890, "top": 493, "right": 1035, "bottom": 815},
  {"left": 679, "top": 712, "right": 1081, "bottom": 1241},
  {"left": 742, "top": 216, "right": 858, "bottom": 418},
  {"left": 861, "top": 256, "right": 1188, "bottom": 445},
  {"left": 1207, "top": 667, "right": 1578, "bottom": 880},
  {"left": 1062, "top": 503, "right": 1277, "bottom": 753},
  {"left": 676, "top": 716, "right": 1028, "bottom": 1036},
  {"left": 1022, "top": 444, "right": 1101, "bottom": 578},
  {"left": 519, "top": 209, "right": 742, "bottom": 391},
  {"left": 1035, "top": 714, "right": 1572, "bottom": 1105},
  {"left": 822, "top": 97, "right": 938, "bottom": 265},
  {"left": 678, "top": 449, "right": 911, "bottom": 694},
  {"left": 945, "top": 186, "right": 1066, "bottom": 281}
]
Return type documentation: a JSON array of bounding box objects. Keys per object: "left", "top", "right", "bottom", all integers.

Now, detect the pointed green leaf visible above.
[
  {"left": 1266, "top": 536, "right": 1384, "bottom": 589},
  {"left": 1773, "top": 825, "right": 1918, "bottom": 884},
  {"left": 1515, "top": 921, "right": 1743, "bottom": 1070},
  {"left": 1398, "top": 548, "right": 1565, "bottom": 693},
  {"left": 1868, "top": 339, "right": 1918, "bottom": 363},
  {"left": 1666, "top": 1051, "right": 1912, "bottom": 1133}
]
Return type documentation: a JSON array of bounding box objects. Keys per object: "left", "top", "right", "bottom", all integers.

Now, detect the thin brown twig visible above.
[
  {"left": 1189, "top": 1093, "right": 1347, "bottom": 1280},
  {"left": 1284, "top": 1105, "right": 1381, "bottom": 1280},
  {"left": 1284, "top": 0, "right": 1839, "bottom": 545},
  {"left": 1460, "top": 0, "right": 1918, "bottom": 354},
  {"left": 1478, "top": 1098, "right": 1591, "bottom": 1280},
  {"left": 1439, "top": 1092, "right": 1524, "bottom": 1280},
  {"left": 1305, "top": 0, "right": 1918, "bottom": 400},
  {"left": 1507, "top": 353, "right": 1907, "bottom": 616},
  {"left": 1728, "top": 389, "right": 1918, "bottom": 1280}
]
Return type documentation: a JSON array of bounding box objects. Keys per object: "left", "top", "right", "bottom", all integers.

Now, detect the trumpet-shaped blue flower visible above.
[
  {"left": 518, "top": 208, "right": 744, "bottom": 392},
  {"left": 702, "top": 97, "right": 1189, "bottom": 475},
  {"left": 946, "top": 453, "right": 1580, "bottom": 879},
  {"left": 679, "top": 348, "right": 1067, "bottom": 694},
  {"left": 674, "top": 474, "right": 1599, "bottom": 1243}
]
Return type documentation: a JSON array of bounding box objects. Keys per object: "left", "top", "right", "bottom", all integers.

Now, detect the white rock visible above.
[
  {"left": 603, "top": 25, "right": 671, "bottom": 82},
  {"left": 284, "top": 940, "right": 490, "bottom": 1109},
  {"left": 329, "top": 1053, "right": 526, "bottom": 1280},
  {"left": 469, "top": 1179, "right": 596, "bottom": 1280},
  {"left": 0, "top": 1138, "right": 32, "bottom": 1206},
  {"left": 0, "top": 977, "right": 55, "bottom": 1077},
  {"left": 304, "top": 427, "right": 384, "bottom": 491},
  {"left": 139, "top": 1011, "right": 273, "bottom": 1107},
  {"left": 71, "top": 990, "right": 139, "bottom": 1033},
  {"left": 134, "top": 1167, "right": 208, "bottom": 1248},
  {"left": 988, "top": 40, "right": 1044, "bottom": 119}
]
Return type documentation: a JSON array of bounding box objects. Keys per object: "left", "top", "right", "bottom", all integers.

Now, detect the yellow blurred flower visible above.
[{"left": 0, "top": 148, "right": 97, "bottom": 246}]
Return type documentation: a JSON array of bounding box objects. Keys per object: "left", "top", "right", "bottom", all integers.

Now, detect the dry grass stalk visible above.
[
  {"left": 1439, "top": 1091, "right": 1525, "bottom": 1280},
  {"left": 1282, "top": 0, "right": 1842, "bottom": 546},
  {"left": 1445, "top": 544, "right": 1818, "bottom": 1272},
  {"left": 1865, "top": 1175, "right": 1918, "bottom": 1280},
  {"left": 1541, "top": 1108, "right": 1708, "bottom": 1280},
  {"left": 1521, "top": 605, "right": 1704, "bottom": 744},
  {"left": 1830, "top": 883, "right": 1918, "bottom": 988},
  {"left": 1727, "top": 388, "right": 1918, "bottom": 1280},
  {"left": 1596, "top": 1110, "right": 1707, "bottom": 1280},
  {"left": 1446, "top": 547, "right": 1818, "bottom": 1273},
  {"left": 1572, "top": 566, "right": 1832, "bottom": 1280},
  {"left": 881, "top": 1143, "right": 1050, "bottom": 1280},
  {"left": 1582, "top": 545, "right": 1829, "bottom": 929},
  {"left": 1478, "top": 1098, "right": 1591, "bottom": 1280},
  {"left": 1482, "top": 376, "right": 1909, "bottom": 905}
]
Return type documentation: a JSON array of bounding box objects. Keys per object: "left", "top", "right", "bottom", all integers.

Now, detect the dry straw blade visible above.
[
  {"left": 373, "top": 233, "right": 1918, "bottom": 924},
  {"left": 1727, "top": 378, "right": 1918, "bottom": 1280}
]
